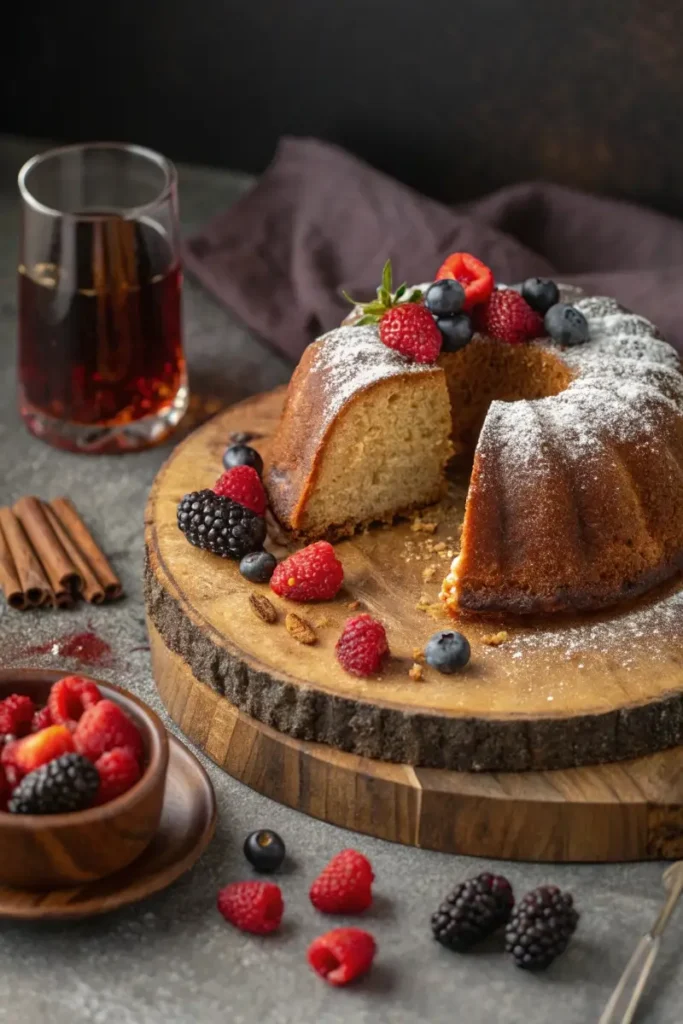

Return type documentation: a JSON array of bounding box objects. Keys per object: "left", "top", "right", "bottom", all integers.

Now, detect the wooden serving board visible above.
[{"left": 144, "top": 388, "right": 683, "bottom": 861}]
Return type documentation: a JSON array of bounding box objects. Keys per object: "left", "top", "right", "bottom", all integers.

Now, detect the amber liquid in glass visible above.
[{"left": 19, "top": 216, "right": 184, "bottom": 427}]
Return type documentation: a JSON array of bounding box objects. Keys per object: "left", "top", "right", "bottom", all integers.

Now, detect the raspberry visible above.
[
  {"left": 379, "top": 303, "right": 442, "bottom": 363},
  {"left": 476, "top": 289, "right": 544, "bottom": 345},
  {"left": 271, "top": 541, "right": 344, "bottom": 602},
  {"left": 214, "top": 466, "right": 267, "bottom": 516},
  {"left": 217, "top": 881, "right": 284, "bottom": 935},
  {"left": 31, "top": 706, "right": 53, "bottom": 733},
  {"left": 4, "top": 724, "right": 75, "bottom": 779},
  {"left": 309, "top": 849, "right": 374, "bottom": 914},
  {"left": 48, "top": 675, "right": 102, "bottom": 726},
  {"left": 73, "top": 700, "right": 144, "bottom": 764},
  {"left": 336, "top": 615, "right": 388, "bottom": 677},
  {"left": 95, "top": 746, "right": 142, "bottom": 805},
  {"left": 435, "top": 252, "right": 494, "bottom": 310},
  {"left": 307, "top": 928, "right": 377, "bottom": 986},
  {"left": 0, "top": 694, "right": 35, "bottom": 738}
]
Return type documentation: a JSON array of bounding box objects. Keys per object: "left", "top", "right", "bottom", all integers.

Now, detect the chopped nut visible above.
[
  {"left": 408, "top": 663, "right": 424, "bottom": 681},
  {"left": 482, "top": 630, "right": 510, "bottom": 647},
  {"left": 412, "top": 646, "right": 425, "bottom": 661},
  {"left": 249, "top": 593, "right": 278, "bottom": 624},
  {"left": 285, "top": 612, "right": 317, "bottom": 645},
  {"left": 422, "top": 565, "right": 437, "bottom": 581},
  {"left": 347, "top": 600, "right": 361, "bottom": 610}
]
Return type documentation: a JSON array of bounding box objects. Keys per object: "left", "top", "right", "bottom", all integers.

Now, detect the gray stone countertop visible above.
[{"left": 0, "top": 135, "right": 680, "bottom": 1024}]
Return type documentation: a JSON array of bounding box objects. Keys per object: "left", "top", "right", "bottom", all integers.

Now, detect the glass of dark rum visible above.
[{"left": 18, "top": 142, "right": 187, "bottom": 453}]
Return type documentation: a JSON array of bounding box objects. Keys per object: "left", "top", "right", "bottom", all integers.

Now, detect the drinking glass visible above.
[{"left": 18, "top": 142, "right": 188, "bottom": 453}]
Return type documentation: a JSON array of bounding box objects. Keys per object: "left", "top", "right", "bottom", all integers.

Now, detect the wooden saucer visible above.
[{"left": 0, "top": 735, "right": 216, "bottom": 920}]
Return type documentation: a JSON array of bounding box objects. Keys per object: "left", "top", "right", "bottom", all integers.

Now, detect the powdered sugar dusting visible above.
[{"left": 312, "top": 323, "right": 433, "bottom": 421}]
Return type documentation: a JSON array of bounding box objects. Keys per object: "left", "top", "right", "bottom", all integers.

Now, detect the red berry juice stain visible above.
[{"left": 22, "top": 630, "right": 114, "bottom": 666}]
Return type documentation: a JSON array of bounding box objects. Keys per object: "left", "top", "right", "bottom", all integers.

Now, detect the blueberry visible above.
[
  {"left": 425, "top": 280, "right": 466, "bottom": 317},
  {"left": 437, "top": 314, "right": 473, "bottom": 352},
  {"left": 240, "top": 550, "right": 277, "bottom": 583},
  {"left": 244, "top": 829, "right": 286, "bottom": 873},
  {"left": 223, "top": 443, "right": 264, "bottom": 476},
  {"left": 425, "top": 630, "right": 471, "bottom": 673},
  {"left": 544, "top": 303, "right": 589, "bottom": 346},
  {"left": 521, "top": 277, "right": 560, "bottom": 314}
]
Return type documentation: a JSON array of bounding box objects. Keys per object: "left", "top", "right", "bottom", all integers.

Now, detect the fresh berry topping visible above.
[
  {"left": 544, "top": 303, "right": 589, "bottom": 346},
  {"left": 95, "top": 746, "right": 142, "bottom": 805},
  {"left": 73, "top": 700, "right": 144, "bottom": 764},
  {"left": 222, "top": 443, "right": 264, "bottom": 476},
  {"left": 379, "top": 303, "right": 442, "bottom": 364},
  {"left": 435, "top": 253, "right": 494, "bottom": 310},
  {"left": 437, "top": 313, "right": 474, "bottom": 352},
  {"left": 31, "top": 706, "right": 53, "bottom": 733},
  {"left": 425, "top": 630, "right": 471, "bottom": 673},
  {"left": 0, "top": 694, "right": 35, "bottom": 738},
  {"left": 214, "top": 466, "right": 267, "bottom": 516},
  {"left": 336, "top": 615, "right": 388, "bottom": 677},
  {"left": 476, "top": 289, "right": 544, "bottom": 344},
  {"left": 9, "top": 752, "right": 100, "bottom": 815},
  {"left": 308, "top": 928, "right": 377, "bottom": 986},
  {"left": 425, "top": 279, "right": 466, "bottom": 317},
  {"left": 177, "top": 490, "right": 267, "bottom": 560},
  {"left": 239, "top": 550, "right": 277, "bottom": 584},
  {"left": 217, "top": 881, "right": 284, "bottom": 935},
  {"left": 521, "top": 277, "right": 560, "bottom": 314},
  {"left": 48, "top": 675, "right": 102, "bottom": 726},
  {"left": 243, "top": 829, "right": 286, "bottom": 873},
  {"left": 309, "top": 849, "right": 374, "bottom": 914},
  {"left": 270, "top": 541, "right": 344, "bottom": 602},
  {"left": 7, "top": 724, "right": 75, "bottom": 777},
  {"left": 431, "top": 872, "right": 514, "bottom": 951},
  {"left": 505, "top": 885, "right": 579, "bottom": 970}
]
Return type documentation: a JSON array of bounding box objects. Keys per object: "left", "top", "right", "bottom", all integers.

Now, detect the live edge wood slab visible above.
[{"left": 144, "top": 389, "right": 683, "bottom": 862}]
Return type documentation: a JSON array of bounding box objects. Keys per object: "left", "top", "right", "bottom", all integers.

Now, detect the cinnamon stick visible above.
[
  {"left": 50, "top": 497, "right": 123, "bottom": 600},
  {"left": 0, "top": 517, "right": 26, "bottom": 610},
  {"left": 42, "top": 503, "right": 105, "bottom": 604},
  {"left": 0, "top": 507, "right": 51, "bottom": 607},
  {"left": 14, "top": 496, "right": 81, "bottom": 606}
]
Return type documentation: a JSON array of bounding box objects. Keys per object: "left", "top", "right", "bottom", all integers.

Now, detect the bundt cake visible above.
[{"left": 266, "top": 262, "right": 683, "bottom": 616}]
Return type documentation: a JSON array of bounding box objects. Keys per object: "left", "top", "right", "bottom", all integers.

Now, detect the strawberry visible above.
[
  {"left": 271, "top": 541, "right": 344, "bottom": 602},
  {"left": 217, "top": 881, "right": 284, "bottom": 935},
  {"left": 344, "top": 260, "right": 441, "bottom": 364},
  {"left": 73, "top": 700, "right": 144, "bottom": 764},
  {"left": 48, "top": 675, "right": 102, "bottom": 726},
  {"left": 475, "top": 289, "right": 544, "bottom": 345},
  {"left": 307, "top": 928, "right": 377, "bottom": 986},
  {"left": 3, "top": 724, "right": 75, "bottom": 781},
  {"left": 336, "top": 615, "right": 388, "bottom": 677},
  {"left": 95, "top": 747, "right": 142, "bottom": 805},
  {"left": 309, "top": 849, "right": 374, "bottom": 914},
  {"left": 435, "top": 252, "right": 494, "bottom": 310},
  {"left": 214, "top": 465, "right": 267, "bottom": 516}
]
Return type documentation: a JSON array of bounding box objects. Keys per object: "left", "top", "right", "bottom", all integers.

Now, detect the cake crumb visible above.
[
  {"left": 426, "top": 601, "right": 448, "bottom": 620},
  {"left": 408, "top": 663, "right": 424, "bottom": 681},
  {"left": 432, "top": 541, "right": 446, "bottom": 552},
  {"left": 314, "top": 615, "right": 333, "bottom": 628},
  {"left": 422, "top": 565, "right": 437, "bottom": 581},
  {"left": 411, "top": 518, "right": 438, "bottom": 533},
  {"left": 347, "top": 600, "right": 361, "bottom": 610},
  {"left": 482, "top": 630, "right": 510, "bottom": 647},
  {"left": 412, "top": 646, "right": 425, "bottom": 661}
]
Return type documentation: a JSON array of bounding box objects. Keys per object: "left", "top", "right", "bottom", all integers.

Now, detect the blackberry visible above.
[
  {"left": 177, "top": 490, "right": 266, "bottom": 559},
  {"left": 9, "top": 753, "right": 99, "bottom": 815},
  {"left": 431, "top": 872, "right": 514, "bottom": 951},
  {"left": 505, "top": 885, "right": 579, "bottom": 970}
]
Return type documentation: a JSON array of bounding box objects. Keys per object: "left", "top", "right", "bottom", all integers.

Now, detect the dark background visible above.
[{"left": 5, "top": 0, "right": 683, "bottom": 213}]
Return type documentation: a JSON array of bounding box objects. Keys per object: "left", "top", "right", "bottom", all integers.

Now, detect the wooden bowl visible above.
[{"left": 0, "top": 669, "right": 169, "bottom": 889}]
